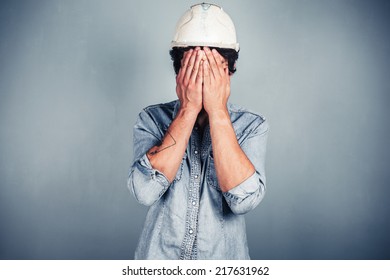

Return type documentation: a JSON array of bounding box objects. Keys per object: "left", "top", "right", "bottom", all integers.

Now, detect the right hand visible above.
[{"left": 176, "top": 47, "right": 204, "bottom": 115}]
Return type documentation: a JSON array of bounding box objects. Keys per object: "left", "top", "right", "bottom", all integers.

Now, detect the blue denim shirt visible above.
[{"left": 128, "top": 100, "right": 268, "bottom": 260}]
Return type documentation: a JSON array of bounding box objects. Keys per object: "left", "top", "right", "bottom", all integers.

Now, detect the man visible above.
[{"left": 128, "top": 3, "right": 268, "bottom": 260}]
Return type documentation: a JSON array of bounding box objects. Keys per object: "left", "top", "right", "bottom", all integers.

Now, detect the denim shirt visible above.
[{"left": 128, "top": 100, "right": 268, "bottom": 260}]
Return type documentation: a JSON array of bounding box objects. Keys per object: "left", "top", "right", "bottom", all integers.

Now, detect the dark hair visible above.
[{"left": 169, "top": 47, "right": 239, "bottom": 75}]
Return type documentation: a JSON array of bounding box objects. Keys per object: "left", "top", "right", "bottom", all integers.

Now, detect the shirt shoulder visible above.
[
  {"left": 142, "top": 100, "right": 177, "bottom": 116},
  {"left": 228, "top": 103, "right": 269, "bottom": 137},
  {"left": 138, "top": 100, "right": 178, "bottom": 128}
]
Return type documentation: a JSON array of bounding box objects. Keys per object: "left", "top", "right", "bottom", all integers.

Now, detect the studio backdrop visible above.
[{"left": 0, "top": 0, "right": 389, "bottom": 259}]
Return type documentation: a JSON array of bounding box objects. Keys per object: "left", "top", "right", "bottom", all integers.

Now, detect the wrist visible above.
[
  {"left": 177, "top": 105, "right": 200, "bottom": 121},
  {"left": 207, "top": 106, "right": 229, "bottom": 122}
]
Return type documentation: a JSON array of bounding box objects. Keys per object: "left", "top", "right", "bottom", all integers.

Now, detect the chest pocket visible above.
[{"left": 207, "top": 154, "right": 221, "bottom": 192}]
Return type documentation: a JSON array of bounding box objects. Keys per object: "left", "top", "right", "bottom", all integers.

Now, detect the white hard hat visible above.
[{"left": 171, "top": 3, "right": 239, "bottom": 51}]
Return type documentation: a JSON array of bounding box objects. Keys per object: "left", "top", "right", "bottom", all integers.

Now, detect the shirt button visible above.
[
  {"left": 194, "top": 126, "right": 198, "bottom": 130},
  {"left": 192, "top": 201, "right": 196, "bottom": 206},
  {"left": 194, "top": 150, "right": 198, "bottom": 155},
  {"left": 189, "top": 229, "right": 194, "bottom": 234},
  {"left": 194, "top": 175, "right": 198, "bottom": 179}
]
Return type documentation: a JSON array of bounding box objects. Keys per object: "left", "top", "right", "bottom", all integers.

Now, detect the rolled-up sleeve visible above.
[
  {"left": 223, "top": 118, "right": 269, "bottom": 215},
  {"left": 127, "top": 110, "right": 171, "bottom": 206}
]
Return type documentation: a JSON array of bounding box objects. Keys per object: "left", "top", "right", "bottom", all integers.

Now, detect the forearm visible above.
[
  {"left": 208, "top": 108, "right": 255, "bottom": 192},
  {"left": 147, "top": 107, "right": 198, "bottom": 182}
]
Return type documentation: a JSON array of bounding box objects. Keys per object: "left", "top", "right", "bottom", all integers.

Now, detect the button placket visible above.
[
  {"left": 189, "top": 139, "right": 200, "bottom": 233},
  {"left": 180, "top": 129, "right": 202, "bottom": 259}
]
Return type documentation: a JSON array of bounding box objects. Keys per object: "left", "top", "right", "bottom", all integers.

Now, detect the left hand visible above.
[{"left": 202, "top": 47, "right": 230, "bottom": 115}]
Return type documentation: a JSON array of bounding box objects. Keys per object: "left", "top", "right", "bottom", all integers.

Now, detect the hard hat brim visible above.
[{"left": 171, "top": 41, "right": 240, "bottom": 52}]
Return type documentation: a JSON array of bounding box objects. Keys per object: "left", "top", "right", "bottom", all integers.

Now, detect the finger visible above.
[
  {"left": 204, "top": 47, "right": 220, "bottom": 79},
  {"left": 184, "top": 48, "right": 199, "bottom": 82},
  {"left": 177, "top": 50, "right": 191, "bottom": 82},
  {"left": 190, "top": 49, "right": 204, "bottom": 83},
  {"left": 178, "top": 49, "right": 193, "bottom": 82},
  {"left": 196, "top": 60, "right": 203, "bottom": 85},
  {"left": 211, "top": 48, "right": 225, "bottom": 63},
  {"left": 181, "top": 49, "right": 193, "bottom": 68},
  {"left": 203, "top": 59, "right": 210, "bottom": 85},
  {"left": 211, "top": 48, "right": 226, "bottom": 76}
]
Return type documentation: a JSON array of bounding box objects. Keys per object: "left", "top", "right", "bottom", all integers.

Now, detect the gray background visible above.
[{"left": 1, "top": 0, "right": 389, "bottom": 259}]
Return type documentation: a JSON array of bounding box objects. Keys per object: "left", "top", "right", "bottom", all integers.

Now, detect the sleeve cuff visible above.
[
  {"left": 129, "top": 154, "right": 171, "bottom": 206},
  {"left": 139, "top": 154, "right": 170, "bottom": 191},
  {"left": 222, "top": 172, "right": 265, "bottom": 214}
]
